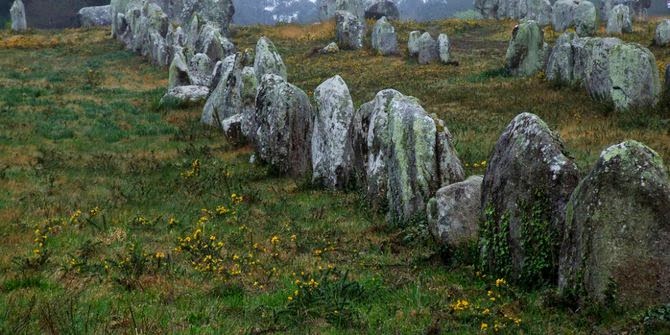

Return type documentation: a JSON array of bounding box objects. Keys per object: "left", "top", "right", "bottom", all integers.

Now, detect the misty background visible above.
[{"left": 0, "top": 0, "right": 668, "bottom": 29}]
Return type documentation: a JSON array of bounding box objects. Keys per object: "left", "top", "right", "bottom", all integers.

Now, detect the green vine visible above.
[
  {"left": 479, "top": 204, "right": 512, "bottom": 279},
  {"left": 518, "top": 192, "right": 555, "bottom": 287}
]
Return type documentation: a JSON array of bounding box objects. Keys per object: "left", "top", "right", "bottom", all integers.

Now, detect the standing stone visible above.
[
  {"left": 408, "top": 31, "right": 421, "bottom": 58},
  {"left": 335, "top": 10, "right": 365, "bottom": 50},
  {"left": 505, "top": 21, "right": 546, "bottom": 77},
  {"left": 365, "top": 0, "right": 400, "bottom": 20},
  {"left": 10, "top": 0, "right": 27, "bottom": 32},
  {"left": 168, "top": 50, "right": 191, "bottom": 89},
  {"left": 654, "top": 19, "right": 670, "bottom": 47},
  {"left": 253, "top": 37, "right": 288, "bottom": 83},
  {"left": 608, "top": 43, "right": 660, "bottom": 110},
  {"left": 552, "top": 0, "right": 577, "bottom": 32},
  {"left": 559, "top": 141, "right": 670, "bottom": 307},
  {"left": 574, "top": 1, "right": 597, "bottom": 36},
  {"left": 240, "top": 67, "right": 259, "bottom": 141},
  {"left": 546, "top": 32, "right": 578, "bottom": 84},
  {"left": 438, "top": 33, "right": 451, "bottom": 64},
  {"left": 161, "top": 85, "right": 210, "bottom": 105},
  {"left": 188, "top": 53, "right": 214, "bottom": 87},
  {"left": 427, "top": 176, "right": 483, "bottom": 249},
  {"left": 576, "top": 37, "right": 622, "bottom": 99},
  {"left": 599, "top": 0, "right": 651, "bottom": 22},
  {"left": 417, "top": 32, "right": 439, "bottom": 65},
  {"left": 197, "top": 23, "right": 235, "bottom": 62},
  {"left": 311, "top": 75, "right": 356, "bottom": 189},
  {"left": 606, "top": 5, "right": 633, "bottom": 34},
  {"left": 78, "top": 5, "right": 112, "bottom": 27},
  {"left": 524, "top": 0, "right": 553, "bottom": 26},
  {"left": 479, "top": 113, "right": 580, "bottom": 286},
  {"left": 202, "top": 54, "right": 242, "bottom": 127},
  {"left": 475, "top": 0, "right": 551, "bottom": 26},
  {"left": 254, "top": 74, "right": 314, "bottom": 177},
  {"left": 371, "top": 17, "right": 399, "bottom": 56}
]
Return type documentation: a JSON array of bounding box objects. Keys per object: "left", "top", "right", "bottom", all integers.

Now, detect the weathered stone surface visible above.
[
  {"left": 371, "top": 17, "right": 399, "bottom": 56},
  {"left": 606, "top": 5, "right": 633, "bottom": 34},
  {"left": 608, "top": 43, "right": 660, "bottom": 110},
  {"left": 479, "top": 113, "right": 580, "bottom": 286},
  {"left": 168, "top": 49, "right": 191, "bottom": 89},
  {"left": 10, "top": 0, "right": 27, "bottom": 32},
  {"left": 408, "top": 31, "right": 421, "bottom": 57},
  {"left": 417, "top": 32, "right": 439, "bottom": 65},
  {"left": 475, "top": 0, "right": 552, "bottom": 26},
  {"left": 319, "top": 0, "right": 365, "bottom": 21},
  {"left": 202, "top": 54, "right": 242, "bottom": 127},
  {"left": 161, "top": 85, "right": 210, "bottom": 105},
  {"left": 574, "top": 1, "right": 597, "bottom": 36},
  {"left": 311, "top": 75, "right": 356, "bottom": 189},
  {"left": 438, "top": 33, "right": 451, "bottom": 64},
  {"left": 654, "top": 19, "right": 670, "bottom": 46},
  {"left": 552, "top": 0, "right": 576, "bottom": 32},
  {"left": 365, "top": 0, "right": 399, "bottom": 20},
  {"left": 188, "top": 53, "right": 214, "bottom": 87},
  {"left": 546, "top": 32, "right": 578, "bottom": 84},
  {"left": 320, "top": 42, "right": 340, "bottom": 54},
  {"left": 506, "top": 21, "right": 546, "bottom": 77},
  {"left": 335, "top": 10, "right": 365, "bottom": 50},
  {"left": 253, "top": 37, "right": 288, "bottom": 82},
  {"left": 240, "top": 67, "right": 259, "bottom": 141},
  {"left": 428, "top": 176, "right": 483, "bottom": 249},
  {"left": 254, "top": 74, "right": 314, "bottom": 177},
  {"left": 197, "top": 23, "right": 235, "bottom": 62},
  {"left": 559, "top": 141, "right": 670, "bottom": 307},
  {"left": 78, "top": 5, "right": 111, "bottom": 27}
]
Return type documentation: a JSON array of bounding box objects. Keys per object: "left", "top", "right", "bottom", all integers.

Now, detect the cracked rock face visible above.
[
  {"left": 202, "top": 54, "right": 243, "bottom": 128},
  {"left": 311, "top": 75, "right": 357, "bottom": 189},
  {"left": 254, "top": 74, "right": 314, "bottom": 178},
  {"left": 480, "top": 112, "right": 580, "bottom": 285},
  {"left": 559, "top": 140, "right": 670, "bottom": 308}
]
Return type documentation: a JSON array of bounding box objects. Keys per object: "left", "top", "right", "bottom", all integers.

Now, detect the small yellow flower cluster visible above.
[
  {"left": 464, "top": 160, "right": 488, "bottom": 169},
  {"left": 181, "top": 159, "right": 201, "bottom": 178},
  {"left": 231, "top": 193, "right": 244, "bottom": 205},
  {"left": 451, "top": 299, "right": 471, "bottom": 312}
]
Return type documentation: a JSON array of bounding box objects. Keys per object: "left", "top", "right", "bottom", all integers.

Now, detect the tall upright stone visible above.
[
  {"left": 335, "top": 10, "right": 365, "bottom": 50},
  {"left": 311, "top": 75, "right": 357, "bottom": 189},
  {"left": 559, "top": 141, "right": 670, "bottom": 307},
  {"left": 479, "top": 113, "right": 580, "bottom": 286},
  {"left": 506, "top": 21, "right": 547, "bottom": 77},
  {"left": 10, "top": 0, "right": 27, "bottom": 32},
  {"left": 371, "top": 17, "right": 399, "bottom": 56}
]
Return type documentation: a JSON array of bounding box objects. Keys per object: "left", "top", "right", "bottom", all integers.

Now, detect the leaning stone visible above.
[
  {"left": 505, "top": 20, "right": 546, "bottom": 77},
  {"left": 427, "top": 176, "right": 483, "bottom": 249},
  {"left": 335, "top": 10, "right": 365, "bottom": 50},
  {"left": 253, "top": 37, "right": 288, "bottom": 83},
  {"left": 371, "top": 17, "right": 399, "bottom": 56},
  {"left": 574, "top": 1, "right": 597, "bottom": 36},
  {"left": 365, "top": 0, "right": 400, "bottom": 20},
  {"left": 559, "top": 141, "right": 670, "bottom": 308},
  {"left": 311, "top": 75, "right": 357, "bottom": 189},
  {"left": 161, "top": 85, "right": 210, "bottom": 105},
  {"left": 202, "top": 54, "right": 242, "bottom": 127},
  {"left": 417, "top": 32, "right": 439, "bottom": 65},
  {"left": 408, "top": 31, "right": 421, "bottom": 57},
  {"left": 654, "top": 19, "right": 670, "bottom": 47},
  {"left": 254, "top": 74, "right": 314, "bottom": 178},
  {"left": 10, "top": 0, "right": 27, "bottom": 32},
  {"left": 606, "top": 4, "right": 633, "bottom": 34},
  {"left": 479, "top": 113, "right": 580, "bottom": 286},
  {"left": 438, "top": 33, "right": 451, "bottom": 64},
  {"left": 78, "top": 5, "right": 112, "bottom": 27}
]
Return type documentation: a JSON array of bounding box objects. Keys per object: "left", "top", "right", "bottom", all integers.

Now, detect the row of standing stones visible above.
[{"left": 10, "top": 0, "right": 664, "bottom": 309}]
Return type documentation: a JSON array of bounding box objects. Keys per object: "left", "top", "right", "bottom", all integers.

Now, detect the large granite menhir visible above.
[{"left": 22, "top": 0, "right": 109, "bottom": 28}]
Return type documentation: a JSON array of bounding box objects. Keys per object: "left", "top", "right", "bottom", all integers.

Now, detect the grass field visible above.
[{"left": 0, "top": 18, "right": 669, "bottom": 334}]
